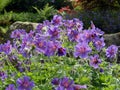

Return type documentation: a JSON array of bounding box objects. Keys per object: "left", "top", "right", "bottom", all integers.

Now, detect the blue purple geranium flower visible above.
[
  {"left": 74, "top": 42, "right": 92, "bottom": 58},
  {"left": 89, "top": 55, "right": 102, "bottom": 69},
  {"left": 52, "top": 77, "right": 87, "bottom": 90},
  {"left": 6, "top": 76, "right": 35, "bottom": 90},
  {"left": 106, "top": 45, "right": 118, "bottom": 58}
]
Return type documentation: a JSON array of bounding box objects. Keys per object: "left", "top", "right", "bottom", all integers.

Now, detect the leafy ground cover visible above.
[{"left": 0, "top": 15, "right": 119, "bottom": 90}]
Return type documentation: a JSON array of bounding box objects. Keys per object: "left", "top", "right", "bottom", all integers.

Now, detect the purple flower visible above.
[
  {"left": 53, "top": 77, "right": 74, "bottom": 90},
  {"left": 63, "top": 20, "right": 75, "bottom": 29},
  {"left": 74, "top": 42, "right": 91, "bottom": 58},
  {"left": 90, "top": 21, "right": 104, "bottom": 36},
  {"left": 90, "top": 21, "right": 96, "bottom": 30},
  {"left": 55, "top": 86, "right": 64, "bottom": 90},
  {"left": 67, "top": 30, "right": 80, "bottom": 42},
  {"left": 82, "top": 30, "right": 92, "bottom": 42},
  {"left": 93, "top": 28, "right": 104, "bottom": 36},
  {"left": 22, "top": 30, "right": 35, "bottom": 43},
  {"left": 106, "top": 45, "right": 118, "bottom": 58},
  {"left": 73, "top": 18, "right": 83, "bottom": 31},
  {"left": 0, "top": 71, "right": 7, "bottom": 81},
  {"left": 11, "top": 29, "right": 26, "bottom": 39},
  {"left": 17, "top": 76, "right": 35, "bottom": 90},
  {"left": 44, "top": 41, "right": 60, "bottom": 57},
  {"left": 34, "top": 37, "right": 47, "bottom": 54},
  {"left": 99, "top": 68, "right": 104, "bottom": 73},
  {"left": 5, "top": 84, "right": 16, "bottom": 90},
  {"left": 57, "top": 47, "right": 66, "bottom": 56},
  {"left": 93, "top": 37, "right": 105, "bottom": 51},
  {"left": 18, "top": 31, "right": 35, "bottom": 58},
  {"left": 83, "top": 30, "right": 97, "bottom": 43},
  {"left": 48, "top": 26, "right": 60, "bottom": 40},
  {"left": 36, "top": 23, "right": 44, "bottom": 33},
  {"left": 63, "top": 19, "right": 83, "bottom": 31},
  {"left": 51, "top": 15, "right": 63, "bottom": 25},
  {"left": 52, "top": 77, "right": 87, "bottom": 90},
  {"left": 19, "top": 42, "right": 31, "bottom": 58},
  {"left": 60, "top": 77, "right": 74, "bottom": 89},
  {"left": 51, "top": 78, "right": 60, "bottom": 85},
  {"left": 89, "top": 55, "right": 102, "bottom": 69},
  {"left": 0, "top": 41, "right": 12, "bottom": 55},
  {"left": 43, "top": 20, "right": 52, "bottom": 26},
  {"left": 73, "top": 84, "right": 87, "bottom": 90}
]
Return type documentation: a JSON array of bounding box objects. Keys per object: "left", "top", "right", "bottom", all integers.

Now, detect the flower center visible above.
[
  {"left": 52, "top": 45, "right": 57, "bottom": 51},
  {"left": 63, "top": 81, "right": 69, "bottom": 88},
  {"left": 23, "top": 81, "right": 29, "bottom": 87},
  {"left": 79, "top": 47, "right": 86, "bottom": 54},
  {"left": 54, "top": 19, "right": 60, "bottom": 24},
  {"left": 97, "top": 41, "right": 102, "bottom": 46},
  {"left": 39, "top": 42, "right": 43, "bottom": 47},
  {"left": 93, "top": 58, "right": 98, "bottom": 64},
  {"left": 53, "top": 30, "right": 58, "bottom": 36},
  {"left": 58, "top": 48, "right": 64, "bottom": 53}
]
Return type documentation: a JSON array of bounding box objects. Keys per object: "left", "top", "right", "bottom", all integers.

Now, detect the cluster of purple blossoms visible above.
[
  {"left": 106, "top": 45, "right": 118, "bottom": 58},
  {"left": 7, "top": 15, "right": 118, "bottom": 65},
  {"left": 9, "top": 16, "right": 108, "bottom": 60},
  {"left": 6, "top": 76, "right": 35, "bottom": 90},
  {"left": 51, "top": 77, "right": 87, "bottom": 90},
  {"left": 11, "top": 29, "right": 26, "bottom": 39},
  {"left": 73, "top": 21, "right": 106, "bottom": 59},
  {"left": 63, "top": 18, "right": 83, "bottom": 31},
  {"left": 13, "top": 30, "right": 35, "bottom": 58},
  {"left": 9, "top": 15, "right": 68, "bottom": 58}
]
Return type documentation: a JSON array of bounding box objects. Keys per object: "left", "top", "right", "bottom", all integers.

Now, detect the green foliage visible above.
[
  {"left": 33, "top": 4, "right": 57, "bottom": 21},
  {"left": 0, "top": 0, "right": 12, "bottom": 12},
  {"left": 0, "top": 11, "right": 13, "bottom": 43},
  {"left": 12, "top": 12, "right": 40, "bottom": 22},
  {"left": 0, "top": 0, "right": 52, "bottom": 12},
  {"left": 0, "top": 4, "right": 57, "bottom": 23},
  {"left": 0, "top": 10, "right": 13, "bottom": 25}
]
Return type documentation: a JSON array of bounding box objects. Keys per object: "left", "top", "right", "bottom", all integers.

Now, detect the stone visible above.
[
  {"left": 9, "top": 21, "right": 38, "bottom": 32},
  {"left": 117, "top": 46, "right": 120, "bottom": 63},
  {"left": 103, "top": 32, "right": 120, "bottom": 47}
]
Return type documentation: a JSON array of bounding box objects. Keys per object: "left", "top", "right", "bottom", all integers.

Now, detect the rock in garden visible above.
[
  {"left": 9, "top": 21, "right": 38, "bottom": 32},
  {"left": 103, "top": 32, "right": 120, "bottom": 46},
  {"left": 117, "top": 46, "right": 120, "bottom": 63}
]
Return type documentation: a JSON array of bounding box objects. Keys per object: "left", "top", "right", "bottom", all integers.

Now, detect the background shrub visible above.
[
  {"left": 0, "top": 0, "right": 71, "bottom": 12},
  {"left": 0, "top": 0, "right": 12, "bottom": 12},
  {"left": 79, "top": 0, "right": 120, "bottom": 10},
  {"left": 63, "top": 10, "right": 120, "bottom": 34}
]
